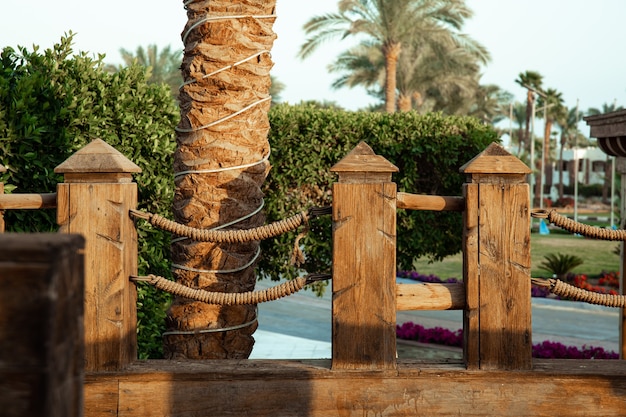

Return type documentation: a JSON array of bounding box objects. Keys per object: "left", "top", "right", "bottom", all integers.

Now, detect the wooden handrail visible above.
[
  {"left": 397, "top": 192, "right": 464, "bottom": 211},
  {"left": 0, "top": 193, "right": 57, "bottom": 209},
  {"left": 396, "top": 282, "right": 465, "bottom": 310}
]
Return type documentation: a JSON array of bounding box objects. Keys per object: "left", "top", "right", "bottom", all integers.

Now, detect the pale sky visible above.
[{"left": 2, "top": 1, "right": 625, "bottom": 117}]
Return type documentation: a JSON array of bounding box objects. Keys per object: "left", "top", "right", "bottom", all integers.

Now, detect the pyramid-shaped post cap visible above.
[
  {"left": 55, "top": 138, "right": 141, "bottom": 183},
  {"left": 331, "top": 142, "right": 398, "bottom": 183},
  {"left": 460, "top": 142, "right": 530, "bottom": 179}
]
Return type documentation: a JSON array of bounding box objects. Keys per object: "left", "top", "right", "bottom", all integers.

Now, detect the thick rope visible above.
[
  {"left": 130, "top": 206, "right": 331, "bottom": 243},
  {"left": 532, "top": 278, "right": 626, "bottom": 308},
  {"left": 532, "top": 209, "right": 626, "bottom": 241},
  {"left": 131, "top": 273, "right": 331, "bottom": 305}
]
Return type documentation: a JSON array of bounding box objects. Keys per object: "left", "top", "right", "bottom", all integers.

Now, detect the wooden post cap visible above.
[
  {"left": 54, "top": 139, "right": 141, "bottom": 183},
  {"left": 459, "top": 142, "right": 530, "bottom": 177},
  {"left": 331, "top": 142, "right": 398, "bottom": 183}
]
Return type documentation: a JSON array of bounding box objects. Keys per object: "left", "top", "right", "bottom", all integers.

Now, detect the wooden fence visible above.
[{"left": 2, "top": 139, "right": 626, "bottom": 416}]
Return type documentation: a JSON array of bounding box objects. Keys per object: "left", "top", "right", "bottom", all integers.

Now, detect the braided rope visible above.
[
  {"left": 130, "top": 206, "right": 331, "bottom": 243},
  {"left": 532, "top": 209, "right": 626, "bottom": 241},
  {"left": 532, "top": 278, "right": 625, "bottom": 308},
  {"left": 131, "top": 274, "right": 330, "bottom": 305}
]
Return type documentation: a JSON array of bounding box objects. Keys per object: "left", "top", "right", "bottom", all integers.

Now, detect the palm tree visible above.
[
  {"left": 270, "top": 75, "right": 286, "bottom": 104},
  {"left": 299, "top": 0, "right": 477, "bottom": 113},
  {"left": 515, "top": 70, "right": 543, "bottom": 156},
  {"left": 165, "top": 1, "right": 277, "bottom": 359},
  {"left": 536, "top": 88, "right": 564, "bottom": 204},
  {"left": 328, "top": 35, "right": 489, "bottom": 113},
  {"left": 587, "top": 101, "right": 624, "bottom": 116},
  {"left": 466, "top": 84, "right": 513, "bottom": 125},
  {"left": 510, "top": 102, "right": 527, "bottom": 156},
  {"left": 119, "top": 44, "right": 182, "bottom": 97},
  {"left": 555, "top": 106, "right": 584, "bottom": 199}
]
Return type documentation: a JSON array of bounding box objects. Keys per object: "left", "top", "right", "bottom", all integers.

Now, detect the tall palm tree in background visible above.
[
  {"left": 536, "top": 87, "right": 564, "bottom": 204},
  {"left": 465, "top": 83, "right": 513, "bottom": 125},
  {"left": 510, "top": 102, "right": 527, "bottom": 155},
  {"left": 327, "top": 29, "right": 489, "bottom": 113},
  {"left": 119, "top": 44, "right": 182, "bottom": 97},
  {"left": 299, "top": 0, "right": 478, "bottom": 113},
  {"left": 555, "top": 106, "right": 585, "bottom": 200},
  {"left": 515, "top": 70, "right": 543, "bottom": 156},
  {"left": 587, "top": 102, "right": 625, "bottom": 117},
  {"left": 165, "top": 0, "right": 276, "bottom": 359}
]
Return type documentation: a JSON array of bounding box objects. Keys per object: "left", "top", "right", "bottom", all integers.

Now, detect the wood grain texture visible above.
[
  {"left": 397, "top": 192, "right": 464, "bottom": 211},
  {"left": 463, "top": 183, "right": 479, "bottom": 369},
  {"left": 332, "top": 182, "right": 397, "bottom": 370},
  {"left": 57, "top": 181, "right": 137, "bottom": 372},
  {"left": 0, "top": 234, "right": 84, "bottom": 417},
  {"left": 0, "top": 192, "right": 57, "bottom": 209},
  {"left": 396, "top": 283, "right": 465, "bottom": 310},
  {"left": 84, "top": 359, "right": 626, "bottom": 417},
  {"left": 476, "top": 183, "right": 532, "bottom": 370}
]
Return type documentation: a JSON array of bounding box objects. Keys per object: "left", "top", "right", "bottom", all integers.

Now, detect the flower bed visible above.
[{"left": 396, "top": 321, "right": 618, "bottom": 359}]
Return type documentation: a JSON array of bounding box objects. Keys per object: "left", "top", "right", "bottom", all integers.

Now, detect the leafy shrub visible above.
[
  {"left": 539, "top": 253, "right": 584, "bottom": 279},
  {"left": 262, "top": 103, "right": 498, "bottom": 292},
  {"left": 0, "top": 34, "right": 178, "bottom": 358}
]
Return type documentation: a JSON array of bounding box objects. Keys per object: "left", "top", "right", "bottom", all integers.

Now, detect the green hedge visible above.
[
  {"left": 261, "top": 103, "right": 499, "bottom": 293},
  {"left": 0, "top": 37, "right": 498, "bottom": 357},
  {"left": 0, "top": 34, "right": 177, "bottom": 358}
]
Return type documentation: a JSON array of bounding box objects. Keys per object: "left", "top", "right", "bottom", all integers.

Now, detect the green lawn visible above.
[{"left": 410, "top": 231, "right": 620, "bottom": 280}]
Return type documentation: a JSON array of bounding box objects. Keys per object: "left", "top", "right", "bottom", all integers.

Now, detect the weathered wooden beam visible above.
[
  {"left": 56, "top": 138, "right": 141, "bottom": 372},
  {"left": 84, "top": 359, "right": 626, "bottom": 417},
  {"left": 397, "top": 192, "right": 464, "bottom": 211},
  {"left": 330, "top": 142, "right": 399, "bottom": 370},
  {"left": 0, "top": 192, "right": 57, "bottom": 209},
  {"left": 460, "top": 143, "right": 533, "bottom": 370},
  {"left": 396, "top": 283, "right": 465, "bottom": 310},
  {"left": 0, "top": 233, "right": 85, "bottom": 417}
]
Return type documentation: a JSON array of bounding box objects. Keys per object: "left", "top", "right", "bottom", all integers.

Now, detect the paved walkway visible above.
[{"left": 250, "top": 278, "right": 620, "bottom": 360}]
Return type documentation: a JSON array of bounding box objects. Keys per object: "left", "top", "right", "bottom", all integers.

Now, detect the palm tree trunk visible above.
[
  {"left": 540, "top": 118, "right": 553, "bottom": 204},
  {"left": 558, "top": 135, "right": 565, "bottom": 200},
  {"left": 397, "top": 93, "right": 412, "bottom": 112},
  {"left": 383, "top": 42, "right": 401, "bottom": 113},
  {"left": 524, "top": 90, "right": 534, "bottom": 155},
  {"left": 165, "top": 0, "right": 276, "bottom": 359}
]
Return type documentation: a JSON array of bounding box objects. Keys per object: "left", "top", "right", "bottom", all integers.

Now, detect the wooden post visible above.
[
  {"left": 616, "top": 157, "right": 626, "bottom": 359},
  {"left": 0, "top": 234, "right": 85, "bottom": 417},
  {"left": 460, "top": 143, "right": 533, "bottom": 370},
  {"left": 0, "top": 164, "right": 5, "bottom": 232},
  {"left": 330, "top": 142, "right": 399, "bottom": 370},
  {"left": 55, "top": 139, "right": 141, "bottom": 372}
]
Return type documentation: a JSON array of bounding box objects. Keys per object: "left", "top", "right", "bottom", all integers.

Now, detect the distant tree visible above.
[
  {"left": 536, "top": 87, "right": 565, "bottom": 204},
  {"left": 510, "top": 102, "right": 527, "bottom": 155},
  {"left": 270, "top": 75, "right": 286, "bottom": 104},
  {"left": 515, "top": 70, "right": 543, "bottom": 155},
  {"left": 555, "top": 106, "right": 585, "bottom": 199},
  {"left": 587, "top": 102, "right": 624, "bottom": 116},
  {"left": 119, "top": 44, "right": 182, "bottom": 97},
  {"left": 299, "top": 0, "right": 480, "bottom": 113},
  {"left": 329, "top": 36, "right": 490, "bottom": 114}
]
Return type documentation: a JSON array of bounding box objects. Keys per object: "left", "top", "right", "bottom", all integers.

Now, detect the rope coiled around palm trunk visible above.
[
  {"left": 532, "top": 278, "right": 626, "bottom": 308},
  {"left": 131, "top": 273, "right": 331, "bottom": 305}
]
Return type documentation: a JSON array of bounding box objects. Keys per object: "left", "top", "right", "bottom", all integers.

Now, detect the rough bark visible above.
[
  {"left": 165, "top": 0, "right": 276, "bottom": 359},
  {"left": 383, "top": 42, "right": 401, "bottom": 113}
]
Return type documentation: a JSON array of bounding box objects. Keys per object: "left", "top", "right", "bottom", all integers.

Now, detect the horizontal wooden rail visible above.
[
  {"left": 0, "top": 193, "right": 57, "bottom": 209},
  {"left": 397, "top": 192, "right": 464, "bottom": 212},
  {"left": 396, "top": 283, "right": 465, "bottom": 310}
]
